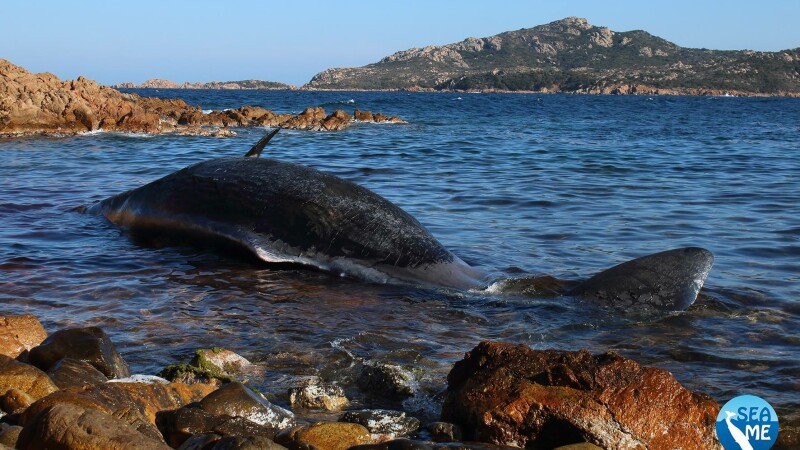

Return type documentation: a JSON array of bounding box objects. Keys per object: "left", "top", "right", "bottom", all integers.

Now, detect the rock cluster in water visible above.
[
  {"left": 0, "top": 313, "right": 740, "bottom": 449},
  {"left": 0, "top": 59, "right": 405, "bottom": 138}
]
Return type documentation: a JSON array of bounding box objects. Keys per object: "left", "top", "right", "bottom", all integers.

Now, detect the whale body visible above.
[{"left": 88, "top": 130, "right": 714, "bottom": 311}]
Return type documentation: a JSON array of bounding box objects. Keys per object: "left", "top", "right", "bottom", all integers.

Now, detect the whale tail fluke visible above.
[
  {"left": 568, "top": 247, "right": 714, "bottom": 311},
  {"left": 244, "top": 127, "right": 280, "bottom": 158}
]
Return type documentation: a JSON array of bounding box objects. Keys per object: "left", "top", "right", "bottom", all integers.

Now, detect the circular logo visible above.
[{"left": 716, "top": 395, "right": 779, "bottom": 450}]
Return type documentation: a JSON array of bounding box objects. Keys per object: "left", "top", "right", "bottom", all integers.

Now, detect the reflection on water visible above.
[{"left": 1, "top": 91, "right": 798, "bottom": 423}]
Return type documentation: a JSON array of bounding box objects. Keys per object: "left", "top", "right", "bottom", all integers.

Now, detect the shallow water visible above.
[{"left": 1, "top": 90, "right": 798, "bottom": 423}]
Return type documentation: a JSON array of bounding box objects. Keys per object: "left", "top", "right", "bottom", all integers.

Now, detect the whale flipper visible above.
[
  {"left": 568, "top": 247, "right": 714, "bottom": 311},
  {"left": 244, "top": 128, "right": 280, "bottom": 158}
]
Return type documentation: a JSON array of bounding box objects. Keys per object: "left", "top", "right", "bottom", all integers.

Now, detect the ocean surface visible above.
[{"left": 1, "top": 90, "right": 798, "bottom": 426}]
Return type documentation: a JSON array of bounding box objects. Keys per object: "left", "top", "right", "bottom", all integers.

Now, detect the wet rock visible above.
[
  {"left": 0, "top": 424, "right": 21, "bottom": 448},
  {"left": 156, "top": 404, "right": 279, "bottom": 448},
  {"left": 47, "top": 357, "right": 109, "bottom": 388},
  {"left": 0, "top": 388, "right": 34, "bottom": 415},
  {"left": 288, "top": 377, "right": 349, "bottom": 411},
  {"left": 552, "top": 444, "right": 603, "bottom": 450},
  {"left": 17, "top": 403, "right": 171, "bottom": 450},
  {"left": 191, "top": 435, "right": 287, "bottom": 450},
  {"left": 177, "top": 433, "right": 223, "bottom": 450},
  {"left": 275, "top": 422, "right": 371, "bottom": 450},
  {"left": 351, "top": 440, "right": 433, "bottom": 450},
  {"left": 340, "top": 409, "right": 420, "bottom": 437},
  {"left": 194, "top": 347, "right": 255, "bottom": 377},
  {"left": 199, "top": 382, "right": 295, "bottom": 430},
  {"left": 354, "top": 109, "right": 374, "bottom": 122},
  {"left": 322, "top": 109, "right": 352, "bottom": 130},
  {"left": 0, "top": 354, "right": 58, "bottom": 401},
  {"left": 426, "top": 422, "right": 462, "bottom": 442},
  {"left": 442, "top": 341, "right": 720, "bottom": 449},
  {"left": 28, "top": 326, "right": 130, "bottom": 378},
  {"left": 21, "top": 381, "right": 215, "bottom": 440},
  {"left": 0, "top": 314, "right": 47, "bottom": 358},
  {"left": 358, "top": 363, "right": 416, "bottom": 399}
]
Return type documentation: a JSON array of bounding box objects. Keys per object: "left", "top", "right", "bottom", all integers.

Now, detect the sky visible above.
[{"left": 2, "top": 1, "right": 798, "bottom": 86}]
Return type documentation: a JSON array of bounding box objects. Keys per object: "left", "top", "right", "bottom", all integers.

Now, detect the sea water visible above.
[{"left": 1, "top": 90, "right": 798, "bottom": 424}]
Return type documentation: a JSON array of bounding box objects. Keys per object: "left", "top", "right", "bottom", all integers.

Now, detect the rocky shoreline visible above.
[
  {"left": 0, "top": 313, "right": 747, "bottom": 450},
  {"left": 0, "top": 59, "right": 405, "bottom": 138}
]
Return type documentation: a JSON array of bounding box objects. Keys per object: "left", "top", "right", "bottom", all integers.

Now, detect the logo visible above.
[{"left": 716, "top": 395, "right": 779, "bottom": 450}]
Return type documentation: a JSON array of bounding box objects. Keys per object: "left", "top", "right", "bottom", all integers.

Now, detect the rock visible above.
[
  {"left": 21, "top": 381, "right": 215, "bottom": 440},
  {"left": 426, "top": 422, "right": 462, "bottom": 442},
  {"left": 28, "top": 326, "right": 130, "bottom": 378},
  {"left": 177, "top": 433, "right": 223, "bottom": 450},
  {"left": 0, "top": 424, "right": 22, "bottom": 448},
  {"left": 156, "top": 404, "right": 279, "bottom": 448},
  {"left": 280, "top": 106, "right": 326, "bottom": 130},
  {"left": 0, "top": 314, "right": 47, "bottom": 358},
  {"left": 340, "top": 409, "right": 420, "bottom": 437},
  {"left": 553, "top": 444, "right": 603, "bottom": 450},
  {"left": 354, "top": 109, "right": 374, "bottom": 122},
  {"left": 275, "top": 422, "right": 371, "bottom": 450},
  {"left": 17, "top": 403, "right": 171, "bottom": 450},
  {"left": 194, "top": 348, "right": 255, "bottom": 377},
  {"left": 322, "top": 109, "right": 352, "bottom": 131},
  {"left": 288, "top": 377, "right": 348, "bottom": 411},
  {"left": 0, "top": 388, "right": 34, "bottom": 414},
  {"left": 47, "top": 357, "right": 109, "bottom": 388},
  {"left": 199, "top": 382, "right": 295, "bottom": 430},
  {"left": 351, "top": 439, "right": 433, "bottom": 450},
  {"left": 358, "top": 363, "right": 416, "bottom": 399},
  {"left": 442, "top": 341, "right": 721, "bottom": 449},
  {"left": 0, "top": 354, "right": 58, "bottom": 401},
  {"left": 183, "top": 434, "right": 287, "bottom": 450}
]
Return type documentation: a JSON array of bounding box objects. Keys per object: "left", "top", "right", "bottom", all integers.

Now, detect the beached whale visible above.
[{"left": 87, "top": 129, "right": 714, "bottom": 311}]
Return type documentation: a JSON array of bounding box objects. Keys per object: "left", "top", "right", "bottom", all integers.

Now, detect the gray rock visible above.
[
  {"left": 357, "top": 363, "right": 415, "bottom": 399},
  {"left": 288, "top": 377, "right": 348, "bottom": 411}
]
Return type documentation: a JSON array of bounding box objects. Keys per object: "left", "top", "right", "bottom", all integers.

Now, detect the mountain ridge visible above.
[
  {"left": 114, "top": 78, "right": 296, "bottom": 90},
  {"left": 306, "top": 17, "right": 800, "bottom": 96}
]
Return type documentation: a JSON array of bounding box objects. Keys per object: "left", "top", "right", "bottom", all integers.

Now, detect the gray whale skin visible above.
[{"left": 87, "top": 131, "right": 714, "bottom": 311}]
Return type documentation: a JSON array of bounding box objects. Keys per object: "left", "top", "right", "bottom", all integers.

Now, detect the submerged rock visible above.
[
  {"left": 0, "top": 314, "right": 47, "bottom": 359},
  {"left": 28, "top": 326, "right": 130, "bottom": 379},
  {"left": 340, "top": 409, "right": 421, "bottom": 437},
  {"left": 358, "top": 363, "right": 416, "bottom": 399},
  {"left": 442, "top": 341, "right": 721, "bottom": 449},
  {"left": 288, "top": 377, "right": 349, "bottom": 411}
]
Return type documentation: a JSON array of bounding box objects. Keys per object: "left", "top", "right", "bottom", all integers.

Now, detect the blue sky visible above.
[{"left": 2, "top": 1, "right": 798, "bottom": 86}]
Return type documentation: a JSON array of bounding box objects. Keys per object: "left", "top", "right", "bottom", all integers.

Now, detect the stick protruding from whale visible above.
[{"left": 244, "top": 128, "right": 280, "bottom": 158}]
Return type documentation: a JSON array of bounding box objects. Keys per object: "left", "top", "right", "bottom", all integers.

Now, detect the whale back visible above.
[{"left": 89, "top": 157, "right": 483, "bottom": 289}]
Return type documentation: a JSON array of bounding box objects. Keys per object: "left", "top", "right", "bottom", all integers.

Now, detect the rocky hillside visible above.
[
  {"left": 114, "top": 79, "right": 295, "bottom": 90},
  {"left": 307, "top": 17, "right": 800, "bottom": 95}
]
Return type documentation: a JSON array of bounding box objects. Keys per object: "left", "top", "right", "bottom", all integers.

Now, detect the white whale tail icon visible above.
[{"left": 724, "top": 410, "right": 754, "bottom": 450}]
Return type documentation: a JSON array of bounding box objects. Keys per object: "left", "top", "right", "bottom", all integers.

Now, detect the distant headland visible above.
[
  {"left": 305, "top": 17, "right": 799, "bottom": 96},
  {"left": 113, "top": 79, "right": 296, "bottom": 90}
]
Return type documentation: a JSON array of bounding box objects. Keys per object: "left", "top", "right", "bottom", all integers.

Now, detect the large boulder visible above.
[
  {"left": 0, "top": 354, "right": 58, "bottom": 401},
  {"left": 442, "top": 341, "right": 721, "bottom": 449},
  {"left": 199, "top": 382, "right": 295, "bottom": 430},
  {"left": 156, "top": 404, "right": 280, "bottom": 448},
  {"left": 17, "top": 403, "right": 171, "bottom": 450},
  {"left": 46, "top": 357, "right": 109, "bottom": 388},
  {"left": 21, "top": 381, "right": 216, "bottom": 440},
  {"left": 28, "top": 326, "right": 130, "bottom": 379},
  {"left": 0, "top": 314, "right": 47, "bottom": 358}
]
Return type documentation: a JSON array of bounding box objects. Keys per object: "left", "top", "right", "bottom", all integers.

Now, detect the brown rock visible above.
[
  {"left": 17, "top": 403, "right": 170, "bottom": 450},
  {"left": 442, "top": 341, "right": 721, "bottom": 449},
  {"left": 0, "top": 314, "right": 47, "bottom": 358},
  {"left": 0, "top": 387, "right": 34, "bottom": 414},
  {"left": 178, "top": 434, "right": 286, "bottom": 450},
  {"left": 28, "top": 326, "right": 130, "bottom": 379},
  {"left": 21, "top": 381, "right": 216, "bottom": 440},
  {"left": 47, "top": 357, "right": 109, "bottom": 388},
  {"left": 0, "top": 354, "right": 58, "bottom": 401},
  {"left": 0, "top": 424, "right": 21, "bottom": 448},
  {"left": 199, "top": 382, "right": 295, "bottom": 430},
  {"left": 354, "top": 109, "right": 374, "bottom": 122},
  {"left": 281, "top": 106, "right": 326, "bottom": 130},
  {"left": 156, "top": 404, "right": 279, "bottom": 448},
  {"left": 322, "top": 109, "right": 352, "bottom": 131},
  {"left": 276, "top": 422, "right": 371, "bottom": 450}
]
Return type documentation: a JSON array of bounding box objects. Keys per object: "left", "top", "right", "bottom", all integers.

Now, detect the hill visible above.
[
  {"left": 306, "top": 17, "right": 800, "bottom": 95},
  {"left": 114, "top": 79, "right": 295, "bottom": 90}
]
